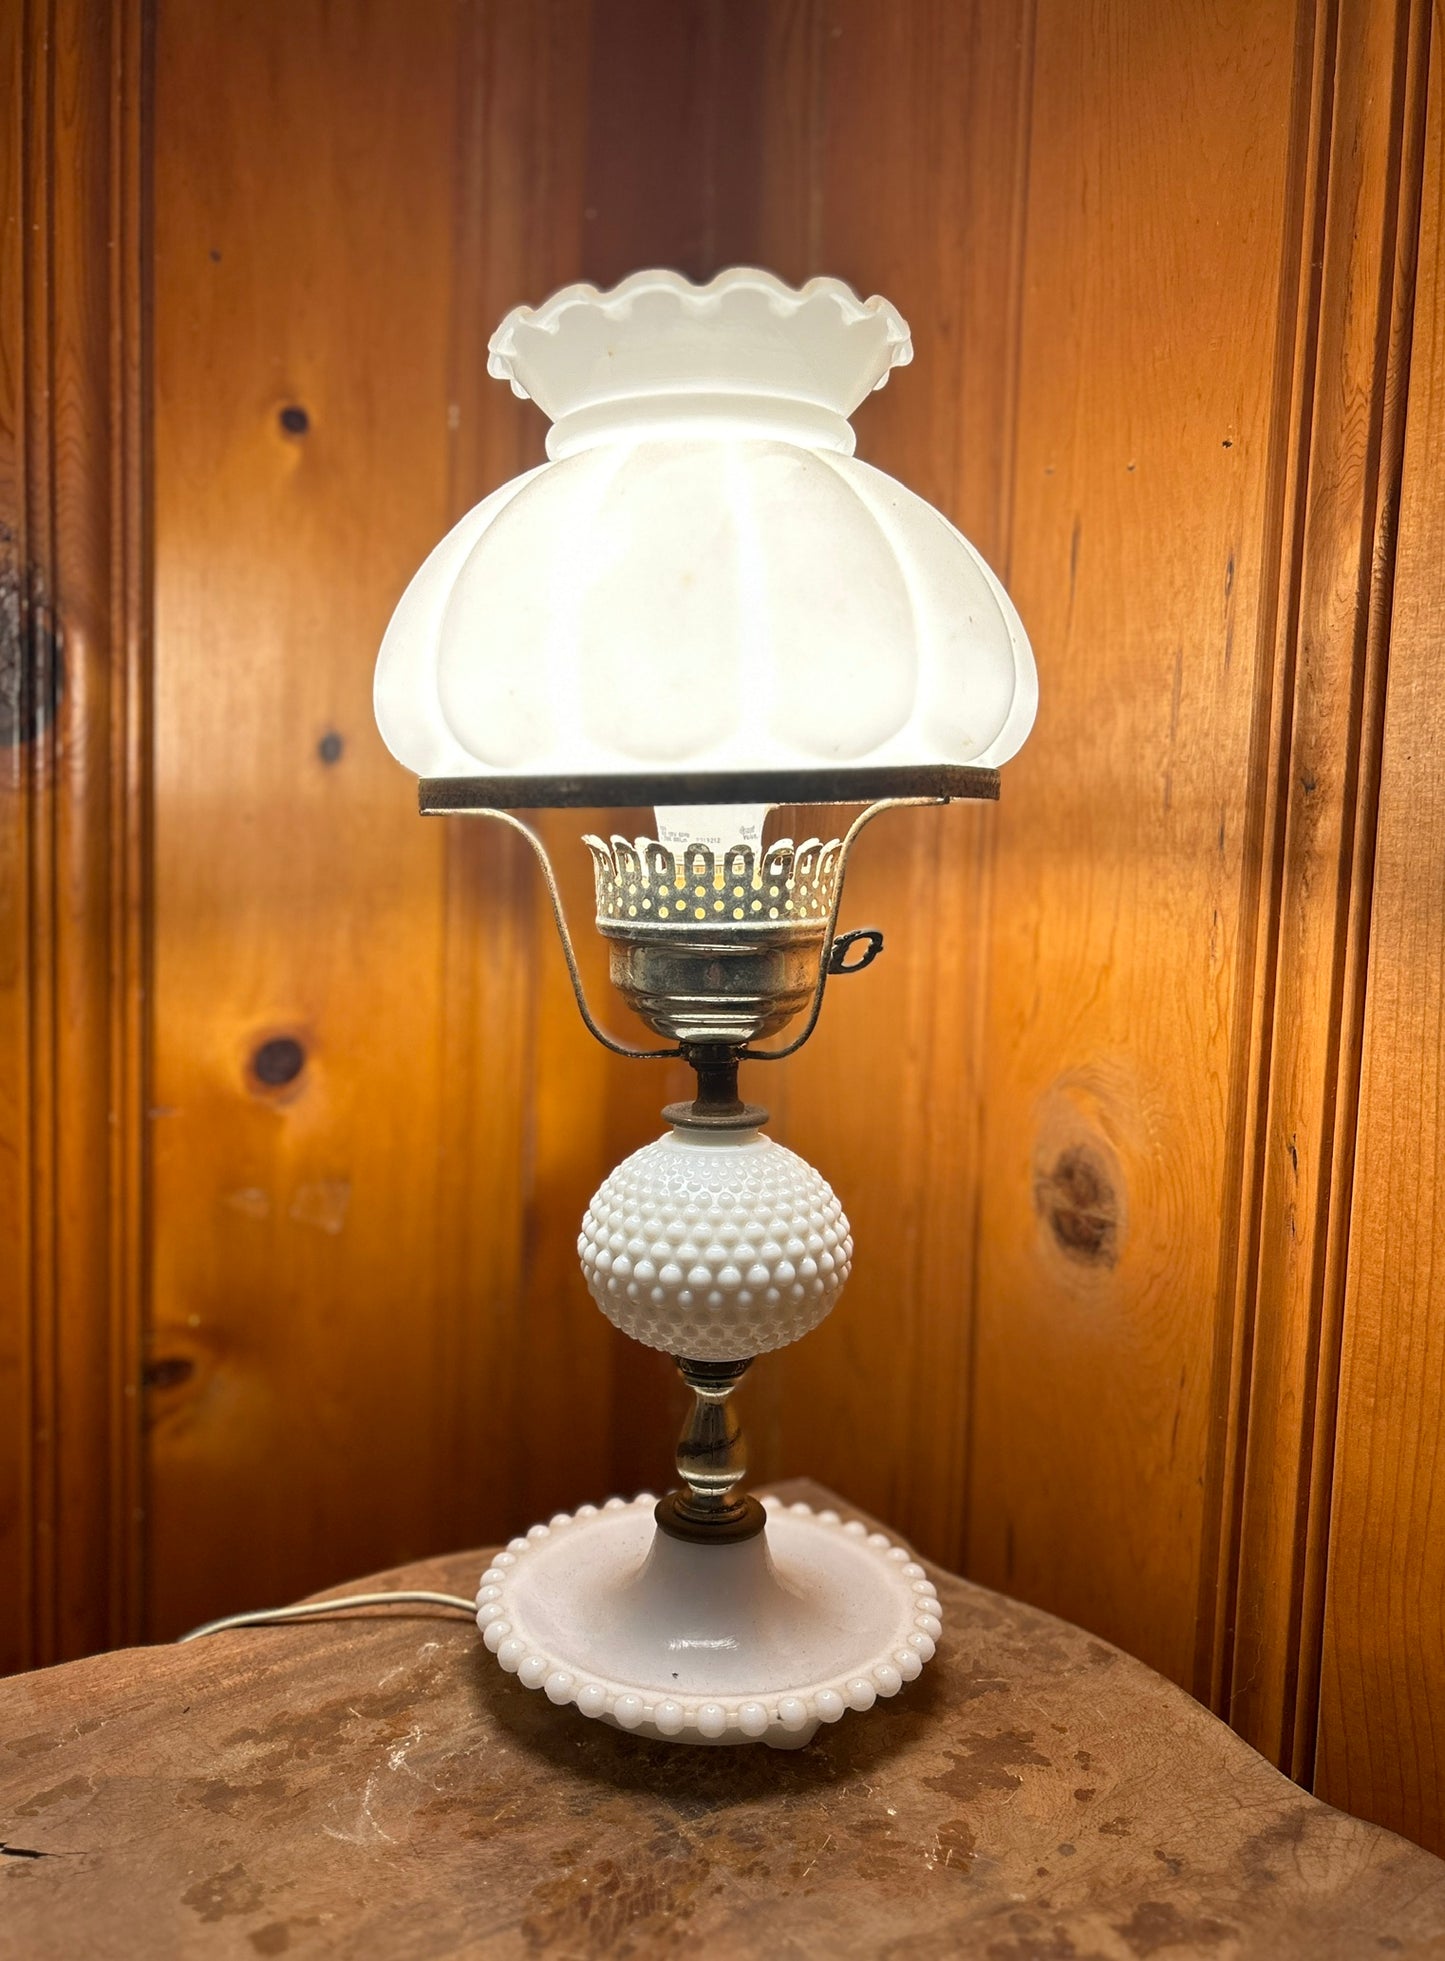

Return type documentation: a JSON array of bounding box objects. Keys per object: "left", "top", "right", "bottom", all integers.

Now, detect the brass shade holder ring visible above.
[{"left": 429, "top": 791, "right": 979, "bottom": 1066}]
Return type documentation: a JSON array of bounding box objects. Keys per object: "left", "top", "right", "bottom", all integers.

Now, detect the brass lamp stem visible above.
[
  {"left": 663, "top": 1046, "right": 770, "bottom": 1131},
  {"left": 655, "top": 1359, "right": 766, "bottom": 1543}
]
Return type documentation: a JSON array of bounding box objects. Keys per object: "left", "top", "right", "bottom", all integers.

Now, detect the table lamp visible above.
[{"left": 374, "top": 268, "right": 1036, "bottom": 1748}]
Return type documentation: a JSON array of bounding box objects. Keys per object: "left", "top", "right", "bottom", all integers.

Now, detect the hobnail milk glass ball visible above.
[{"left": 578, "top": 1129, "right": 852, "bottom": 1361}]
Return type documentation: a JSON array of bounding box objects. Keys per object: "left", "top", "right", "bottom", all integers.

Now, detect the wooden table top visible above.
[{"left": 3, "top": 1483, "right": 1443, "bottom": 1959}]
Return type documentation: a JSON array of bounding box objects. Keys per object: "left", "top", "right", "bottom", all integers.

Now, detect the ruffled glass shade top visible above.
[{"left": 374, "top": 268, "right": 1036, "bottom": 794}]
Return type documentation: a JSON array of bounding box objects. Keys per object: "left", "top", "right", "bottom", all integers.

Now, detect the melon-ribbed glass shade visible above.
[{"left": 374, "top": 268, "right": 1036, "bottom": 797}]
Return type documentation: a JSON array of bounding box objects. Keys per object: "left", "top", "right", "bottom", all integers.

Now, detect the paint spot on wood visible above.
[
  {"left": 249, "top": 1923, "right": 321, "bottom": 1958},
  {"left": 930, "top": 1817, "right": 975, "bottom": 1870},
  {"left": 922, "top": 1728, "right": 1052, "bottom": 1803},
  {"left": 278, "top": 405, "right": 310, "bottom": 437},
  {"left": 289, "top": 1179, "right": 350, "bottom": 1235},
  {"left": 983, "top": 1925, "right": 1082, "bottom": 1960},
  {"left": 190, "top": 1775, "right": 290, "bottom": 1817},
  {"left": 181, "top": 1862, "right": 266, "bottom": 1923},
  {"left": 317, "top": 729, "right": 344, "bottom": 765},
  {"left": 1113, "top": 1899, "right": 1236, "bottom": 1955},
  {"left": 12, "top": 1774, "right": 92, "bottom": 1819},
  {"left": 954, "top": 1660, "right": 1010, "bottom": 1702},
  {"left": 248, "top": 1925, "right": 294, "bottom": 1957}
]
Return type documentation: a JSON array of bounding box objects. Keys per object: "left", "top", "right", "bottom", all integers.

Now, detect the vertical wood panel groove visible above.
[
  {"left": 0, "top": 0, "right": 148, "bottom": 1668},
  {"left": 1290, "top": 0, "right": 1435, "bottom": 1788},
  {"left": 960, "top": 0, "right": 1038, "bottom": 1575},
  {"left": 1202, "top": 0, "right": 1335, "bottom": 1720},
  {"left": 1316, "top": 1, "right": 1445, "bottom": 1843},
  {"left": 107, "top": 0, "right": 150, "bottom": 1660},
  {"left": 1221, "top": 0, "right": 1432, "bottom": 1777},
  {"left": 1313, "top": 0, "right": 1445, "bottom": 1845}
]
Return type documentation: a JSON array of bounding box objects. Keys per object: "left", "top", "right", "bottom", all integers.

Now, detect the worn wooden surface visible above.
[
  {"left": 2, "top": 1487, "right": 1443, "bottom": 1961},
  {"left": 1315, "top": 14, "right": 1445, "bottom": 1855}
]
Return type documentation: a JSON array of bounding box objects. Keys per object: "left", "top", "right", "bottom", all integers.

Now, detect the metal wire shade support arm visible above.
[
  {"left": 433, "top": 793, "right": 964, "bottom": 1069},
  {"left": 449, "top": 806, "right": 683, "bottom": 1060},
  {"left": 740, "top": 796, "right": 946, "bottom": 1062}
]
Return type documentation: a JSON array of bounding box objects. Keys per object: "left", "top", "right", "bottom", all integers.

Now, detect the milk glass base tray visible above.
[{"left": 473, "top": 1492, "right": 943, "bottom": 1749}]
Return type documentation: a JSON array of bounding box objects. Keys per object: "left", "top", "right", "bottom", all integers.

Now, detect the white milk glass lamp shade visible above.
[{"left": 373, "top": 268, "right": 1036, "bottom": 803}]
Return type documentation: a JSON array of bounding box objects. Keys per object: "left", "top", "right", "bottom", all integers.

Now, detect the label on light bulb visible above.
[{"left": 654, "top": 804, "right": 769, "bottom": 854}]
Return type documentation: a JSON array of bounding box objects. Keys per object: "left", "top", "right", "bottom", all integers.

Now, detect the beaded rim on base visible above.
[{"left": 474, "top": 1493, "right": 944, "bottom": 1744}]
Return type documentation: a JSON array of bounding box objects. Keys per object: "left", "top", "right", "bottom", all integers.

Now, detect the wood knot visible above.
[
  {"left": 1034, "top": 1144, "right": 1119, "bottom": 1268},
  {"left": 143, "top": 1355, "right": 196, "bottom": 1391},
  {"left": 250, "top": 1035, "right": 306, "bottom": 1090}
]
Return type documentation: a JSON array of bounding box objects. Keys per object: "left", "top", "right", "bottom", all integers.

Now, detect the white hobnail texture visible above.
[
  {"left": 374, "top": 267, "right": 1036, "bottom": 785},
  {"left": 578, "top": 1128, "right": 851, "bottom": 1361},
  {"left": 477, "top": 1494, "right": 942, "bottom": 1749}
]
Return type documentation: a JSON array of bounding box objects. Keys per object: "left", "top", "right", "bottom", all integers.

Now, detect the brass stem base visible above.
[
  {"left": 654, "top": 1489, "right": 767, "bottom": 1543},
  {"left": 663, "top": 1048, "right": 769, "bottom": 1132}
]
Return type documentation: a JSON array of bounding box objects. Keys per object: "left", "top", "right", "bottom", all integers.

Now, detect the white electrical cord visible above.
[{"left": 178, "top": 1590, "right": 477, "bottom": 1642}]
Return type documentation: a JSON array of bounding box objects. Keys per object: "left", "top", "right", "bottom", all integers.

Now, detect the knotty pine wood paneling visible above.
[
  {"left": 962, "top": 0, "right": 1316, "bottom": 1694},
  {"left": 951, "top": 0, "right": 1428, "bottom": 1774},
  {"left": 147, "top": 0, "right": 526, "bottom": 1634},
  {"left": 1315, "top": 16, "right": 1445, "bottom": 1855},
  {"left": 7, "top": 0, "right": 1445, "bottom": 1859},
  {"left": 146, "top": 0, "right": 771, "bottom": 1634},
  {"left": 734, "top": 0, "right": 1032, "bottom": 1560},
  {"left": 434, "top": 1, "right": 601, "bottom": 1557}
]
